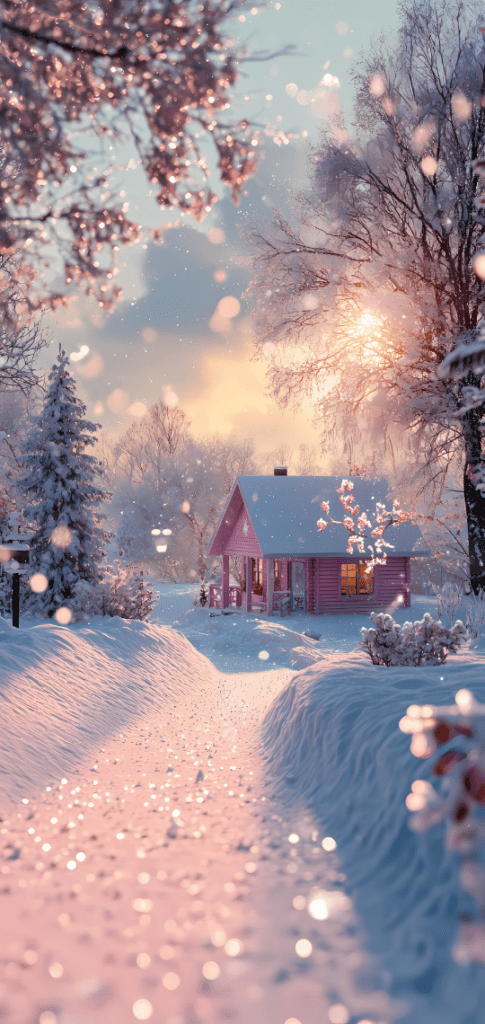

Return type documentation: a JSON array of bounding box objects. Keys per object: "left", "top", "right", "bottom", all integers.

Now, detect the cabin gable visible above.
[
  {"left": 207, "top": 484, "right": 243, "bottom": 556},
  {"left": 225, "top": 501, "right": 262, "bottom": 557}
]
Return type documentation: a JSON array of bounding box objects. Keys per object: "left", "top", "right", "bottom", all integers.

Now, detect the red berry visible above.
[
  {"left": 454, "top": 802, "right": 469, "bottom": 821},
  {"left": 433, "top": 749, "right": 467, "bottom": 775},
  {"left": 463, "top": 766, "right": 485, "bottom": 804},
  {"left": 435, "top": 722, "right": 451, "bottom": 744}
]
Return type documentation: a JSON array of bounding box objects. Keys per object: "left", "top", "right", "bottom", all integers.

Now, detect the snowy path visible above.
[{"left": 0, "top": 617, "right": 393, "bottom": 1024}]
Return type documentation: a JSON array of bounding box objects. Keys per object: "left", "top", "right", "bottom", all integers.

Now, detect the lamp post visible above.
[{"left": 1, "top": 513, "right": 30, "bottom": 628}]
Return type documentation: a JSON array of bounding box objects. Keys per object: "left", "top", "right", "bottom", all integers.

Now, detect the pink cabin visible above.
[{"left": 207, "top": 468, "right": 427, "bottom": 615}]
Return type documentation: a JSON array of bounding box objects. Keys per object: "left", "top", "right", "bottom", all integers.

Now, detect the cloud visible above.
[
  {"left": 43, "top": 138, "right": 315, "bottom": 440},
  {"left": 180, "top": 333, "right": 322, "bottom": 454}
]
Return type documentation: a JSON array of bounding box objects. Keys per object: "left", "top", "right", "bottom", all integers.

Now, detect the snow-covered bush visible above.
[
  {"left": 428, "top": 582, "right": 485, "bottom": 643},
  {"left": 464, "top": 589, "right": 485, "bottom": 642},
  {"left": 103, "top": 561, "right": 159, "bottom": 621},
  {"left": 360, "top": 611, "right": 466, "bottom": 666},
  {"left": 432, "top": 580, "right": 463, "bottom": 627},
  {"left": 400, "top": 689, "right": 485, "bottom": 965},
  {"left": 28, "top": 562, "right": 159, "bottom": 623},
  {"left": 68, "top": 578, "right": 105, "bottom": 619}
]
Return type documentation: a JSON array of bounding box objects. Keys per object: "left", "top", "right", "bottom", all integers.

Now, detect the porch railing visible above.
[
  {"left": 208, "top": 585, "right": 293, "bottom": 613},
  {"left": 209, "top": 584, "right": 243, "bottom": 609},
  {"left": 273, "top": 589, "right": 291, "bottom": 614}
]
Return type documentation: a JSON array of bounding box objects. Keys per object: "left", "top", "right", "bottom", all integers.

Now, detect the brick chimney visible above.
[{"left": 273, "top": 466, "right": 287, "bottom": 476}]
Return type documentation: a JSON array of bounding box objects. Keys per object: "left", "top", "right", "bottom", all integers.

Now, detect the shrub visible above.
[
  {"left": 464, "top": 589, "right": 485, "bottom": 642},
  {"left": 64, "top": 561, "right": 159, "bottom": 621},
  {"left": 103, "top": 561, "right": 159, "bottom": 621},
  {"left": 432, "top": 580, "right": 463, "bottom": 627},
  {"left": 360, "top": 611, "right": 466, "bottom": 666}
]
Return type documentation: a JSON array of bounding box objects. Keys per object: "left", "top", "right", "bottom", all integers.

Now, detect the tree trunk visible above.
[{"left": 462, "top": 405, "right": 485, "bottom": 594}]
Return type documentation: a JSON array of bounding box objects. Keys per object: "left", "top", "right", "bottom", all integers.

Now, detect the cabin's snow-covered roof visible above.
[{"left": 208, "top": 475, "right": 428, "bottom": 558}]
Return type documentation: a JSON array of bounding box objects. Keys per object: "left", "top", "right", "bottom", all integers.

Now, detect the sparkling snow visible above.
[{"left": 1, "top": 587, "right": 485, "bottom": 1023}]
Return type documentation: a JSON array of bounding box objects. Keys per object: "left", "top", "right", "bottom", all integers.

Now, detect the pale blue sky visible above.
[{"left": 45, "top": 0, "right": 400, "bottom": 460}]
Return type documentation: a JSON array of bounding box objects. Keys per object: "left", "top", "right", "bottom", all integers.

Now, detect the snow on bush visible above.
[
  {"left": 429, "top": 582, "right": 485, "bottom": 644},
  {"left": 103, "top": 560, "right": 159, "bottom": 621},
  {"left": 464, "top": 589, "right": 485, "bottom": 642},
  {"left": 400, "top": 689, "right": 485, "bottom": 966},
  {"left": 433, "top": 580, "right": 463, "bottom": 627},
  {"left": 360, "top": 611, "right": 466, "bottom": 666}
]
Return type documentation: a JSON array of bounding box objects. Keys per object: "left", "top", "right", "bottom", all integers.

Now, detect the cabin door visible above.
[{"left": 290, "top": 561, "right": 306, "bottom": 611}]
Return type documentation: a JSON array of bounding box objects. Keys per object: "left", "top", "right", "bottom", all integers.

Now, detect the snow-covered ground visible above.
[{"left": 1, "top": 587, "right": 485, "bottom": 1024}]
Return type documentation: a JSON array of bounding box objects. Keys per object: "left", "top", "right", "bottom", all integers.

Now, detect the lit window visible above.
[
  {"left": 252, "top": 558, "right": 263, "bottom": 593},
  {"left": 273, "top": 559, "right": 280, "bottom": 588},
  {"left": 341, "top": 561, "right": 373, "bottom": 596}
]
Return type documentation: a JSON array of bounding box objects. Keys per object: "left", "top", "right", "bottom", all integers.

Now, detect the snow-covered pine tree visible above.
[{"left": 19, "top": 346, "right": 111, "bottom": 617}]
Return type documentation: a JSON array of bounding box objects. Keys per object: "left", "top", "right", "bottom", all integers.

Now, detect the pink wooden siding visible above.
[
  {"left": 208, "top": 486, "right": 243, "bottom": 555},
  {"left": 376, "top": 557, "right": 410, "bottom": 607},
  {"left": 311, "top": 557, "right": 410, "bottom": 614},
  {"left": 224, "top": 501, "right": 262, "bottom": 557},
  {"left": 314, "top": 558, "right": 341, "bottom": 613}
]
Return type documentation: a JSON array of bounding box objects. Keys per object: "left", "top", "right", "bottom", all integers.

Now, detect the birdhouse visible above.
[{"left": 1, "top": 513, "right": 31, "bottom": 575}]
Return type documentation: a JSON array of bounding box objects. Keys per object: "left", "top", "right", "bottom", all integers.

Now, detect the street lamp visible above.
[{"left": 1, "top": 513, "right": 30, "bottom": 628}]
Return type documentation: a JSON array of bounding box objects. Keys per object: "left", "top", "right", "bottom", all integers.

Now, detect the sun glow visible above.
[{"left": 351, "top": 310, "right": 386, "bottom": 366}]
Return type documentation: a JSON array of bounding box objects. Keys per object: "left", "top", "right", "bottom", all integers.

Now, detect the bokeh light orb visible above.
[
  {"left": 55, "top": 607, "right": 72, "bottom": 625},
  {"left": 50, "top": 525, "right": 72, "bottom": 549},
  {"left": 30, "top": 573, "right": 48, "bottom": 593},
  {"left": 132, "top": 999, "right": 153, "bottom": 1020}
]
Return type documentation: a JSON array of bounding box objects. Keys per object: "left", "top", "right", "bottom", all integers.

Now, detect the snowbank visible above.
[
  {"left": 0, "top": 616, "right": 217, "bottom": 808},
  {"left": 260, "top": 652, "right": 485, "bottom": 1023}
]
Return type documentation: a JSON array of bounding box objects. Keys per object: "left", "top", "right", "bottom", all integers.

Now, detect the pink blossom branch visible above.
[{"left": 316, "top": 478, "right": 411, "bottom": 567}]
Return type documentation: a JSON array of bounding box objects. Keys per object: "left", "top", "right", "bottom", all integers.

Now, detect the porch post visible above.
[
  {"left": 266, "top": 558, "right": 274, "bottom": 616},
  {"left": 245, "top": 556, "right": 252, "bottom": 612},
  {"left": 222, "top": 554, "right": 230, "bottom": 609},
  {"left": 404, "top": 557, "right": 411, "bottom": 607}
]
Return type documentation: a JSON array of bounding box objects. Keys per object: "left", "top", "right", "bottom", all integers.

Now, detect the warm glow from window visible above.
[{"left": 341, "top": 561, "right": 374, "bottom": 596}]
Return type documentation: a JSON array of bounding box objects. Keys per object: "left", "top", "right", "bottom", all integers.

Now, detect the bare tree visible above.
[
  {"left": 109, "top": 401, "right": 258, "bottom": 579},
  {"left": 0, "top": 254, "right": 47, "bottom": 391},
  {"left": 295, "top": 443, "right": 322, "bottom": 475},
  {"left": 0, "top": 0, "right": 296, "bottom": 309},
  {"left": 248, "top": 0, "right": 485, "bottom": 592},
  {"left": 0, "top": 387, "right": 31, "bottom": 535},
  {"left": 114, "top": 401, "right": 191, "bottom": 487}
]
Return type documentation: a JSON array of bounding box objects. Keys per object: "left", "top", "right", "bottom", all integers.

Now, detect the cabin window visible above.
[
  {"left": 273, "top": 559, "right": 280, "bottom": 589},
  {"left": 252, "top": 557, "right": 263, "bottom": 594},
  {"left": 341, "top": 561, "right": 374, "bottom": 596}
]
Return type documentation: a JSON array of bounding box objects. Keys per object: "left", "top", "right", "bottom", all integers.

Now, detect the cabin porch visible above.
[
  {"left": 209, "top": 555, "right": 303, "bottom": 615},
  {"left": 208, "top": 554, "right": 411, "bottom": 614}
]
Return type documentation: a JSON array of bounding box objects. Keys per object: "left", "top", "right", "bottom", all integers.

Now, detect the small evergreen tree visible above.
[{"left": 19, "top": 346, "right": 111, "bottom": 617}]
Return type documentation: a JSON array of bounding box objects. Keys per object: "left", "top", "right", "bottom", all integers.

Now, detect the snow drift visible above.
[
  {"left": 0, "top": 616, "right": 216, "bottom": 807},
  {"left": 260, "top": 652, "right": 485, "bottom": 1024}
]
